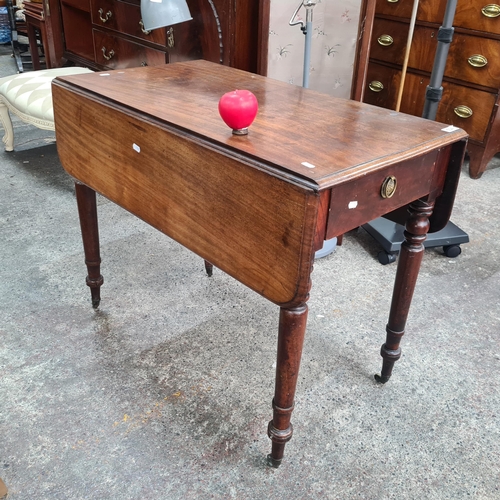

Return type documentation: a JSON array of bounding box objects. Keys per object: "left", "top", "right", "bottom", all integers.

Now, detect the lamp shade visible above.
[{"left": 140, "top": 0, "right": 192, "bottom": 31}]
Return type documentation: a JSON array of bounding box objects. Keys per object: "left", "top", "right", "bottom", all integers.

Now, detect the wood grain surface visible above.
[
  {"left": 53, "top": 60, "right": 467, "bottom": 189},
  {"left": 53, "top": 74, "right": 319, "bottom": 307}
]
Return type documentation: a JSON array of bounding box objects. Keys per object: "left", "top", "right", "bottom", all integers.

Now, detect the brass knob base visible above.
[{"left": 232, "top": 127, "right": 249, "bottom": 135}]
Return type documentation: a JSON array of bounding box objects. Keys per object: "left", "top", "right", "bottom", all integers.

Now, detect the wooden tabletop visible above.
[{"left": 55, "top": 60, "right": 468, "bottom": 190}]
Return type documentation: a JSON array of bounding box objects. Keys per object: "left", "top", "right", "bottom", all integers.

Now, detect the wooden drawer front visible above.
[
  {"left": 453, "top": 1, "right": 500, "bottom": 34},
  {"left": 364, "top": 64, "right": 496, "bottom": 142},
  {"left": 62, "top": 0, "right": 91, "bottom": 11},
  {"left": 410, "top": 26, "right": 500, "bottom": 89},
  {"left": 434, "top": 80, "right": 497, "bottom": 142},
  {"left": 376, "top": 0, "right": 500, "bottom": 35},
  {"left": 399, "top": 73, "right": 496, "bottom": 142},
  {"left": 445, "top": 32, "right": 500, "bottom": 88},
  {"left": 326, "top": 151, "right": 438, "bottom": 239},
  {"left": 370, "top": 18, "right": 409, "bottom": 65},
  {"left": 61, "top": 1, "right": 95, "bottom": 60},
  {"left": 363, "top": 63, "right": 401, "bottom": 110},
  {"left": 91, "top": 0, "right": 167, "bottom": 46},
  {"left": 375, "top": 0, "right": 418, "bottom": 19},
  {"left": 94, "top": 30, "right": 168, "bottom": 69}
]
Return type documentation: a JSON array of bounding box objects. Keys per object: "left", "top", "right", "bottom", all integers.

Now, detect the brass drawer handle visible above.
[
  {"left": 377, "top": 34, "right": 394, "bottom": 46},
  {"left": 98, "top": 8, "right": 112, "bottom": 23},
  {"left": 387, "top": 0, "right": 399, "bottom": 3},
  {"left": 468, "top": 54, "right": 488, "bottom": 67},
  {"left": 454, "top": 105, "right": 473, "bottom": 118},
  {"left": 482, "top": 4, "right": 500, "bottom": 17},
  {"left": 139, "top": 20, "right": 151, "bottom": 35},
  {"left": 167, "top": 27, "right": 175, "bottom": 48},
  {"left": 101, "top": 47, "right": 115, "bottom": 61},
  {"left": 381, "top": 176, "right": 397, "bottom": 199},
  {"left": 368, "top": 80, "right": 384, "bottom": 92}
]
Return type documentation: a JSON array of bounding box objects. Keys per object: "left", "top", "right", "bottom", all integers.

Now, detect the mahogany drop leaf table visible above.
[{"left": 52, "top": 60, "right": 467, "bottom": 467}]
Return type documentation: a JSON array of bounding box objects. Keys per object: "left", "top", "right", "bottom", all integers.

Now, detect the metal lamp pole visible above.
[{"left": 290, "top": 0, "right": 318, "bottom": 89}]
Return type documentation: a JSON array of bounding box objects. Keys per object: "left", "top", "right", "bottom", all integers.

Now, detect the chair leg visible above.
[{"left": 0, "top": 101, "right": 14, "bottom": 151}]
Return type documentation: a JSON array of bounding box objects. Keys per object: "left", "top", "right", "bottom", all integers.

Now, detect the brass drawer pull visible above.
[
  {"left": 381, "top": 176, "right": 397, "bottom": 199},
  {"left": 387, "top": 0, "right": 399, "bottom": 3},
  {"left": 454, "top": 105, "right": 473, "bottom": 118},
  {"left": 139, "top": 20, "right": 151, "bottom": 35},
  {"left": 101, "top": 47, "right": 115, "bottom": 61},
  {"left": 368, "top": 80, "right": 384, "bottom": 92},
  {"left": 98, "top": 8, "right": 112, "bottom": 23},
  {"left": 482, "top": 4, "right": 500, "bottom": 17},
  {"left": 468, "top": 54, "right": 488, "bottom": 67},
  {"left": 167, "top": 27, "right": 175, "bottom": 48},
  {"left": 377, "top": 34, "right": 394, "bottom": 46}
]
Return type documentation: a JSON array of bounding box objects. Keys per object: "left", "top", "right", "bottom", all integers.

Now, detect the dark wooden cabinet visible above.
[
  {"left": 56, "top": 0, "right": 262, "bottom": 73},
  {"left": 358, "top": 0, "right": 500, "bottom": 178}
]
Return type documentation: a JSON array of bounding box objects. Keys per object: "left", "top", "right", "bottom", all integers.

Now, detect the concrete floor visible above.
[{"left": 1, "top": 48, "right": 499, "bottom": 499}]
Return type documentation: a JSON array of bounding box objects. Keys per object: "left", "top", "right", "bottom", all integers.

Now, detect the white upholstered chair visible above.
[{"left": 0, "top": 67, "right": 93, "bottom": 151}]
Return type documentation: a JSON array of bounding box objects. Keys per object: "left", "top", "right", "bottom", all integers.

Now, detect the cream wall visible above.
[{"left": 267, "top": 0, "right": 362, "bottom": 99}]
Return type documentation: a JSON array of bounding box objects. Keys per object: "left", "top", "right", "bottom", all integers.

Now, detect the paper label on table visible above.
[
  {"left": 99, "top": 73, "right": 111, "bottom": 77},
  {"left": 442, "top": 125, "right": 459, "bottom": 132},
  {"left": 133, "top": 143, "right": 141, "bottom": 153},
  {"left": 301, "top": 161, "right": 316, "bottom": 169},
  {"left": 348, "top": 201, "right": 358, "bottom": 209}
]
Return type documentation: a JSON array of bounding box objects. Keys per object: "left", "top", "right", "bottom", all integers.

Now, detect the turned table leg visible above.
[
  {"left": 75, "top": 182, "right": 104, "bottom": 308},
  {"left": 267, "top": 304, "right": 308, "bottom": 467},
  {"left": 375, "top": 199, "right": 435, "bottom": 383}
]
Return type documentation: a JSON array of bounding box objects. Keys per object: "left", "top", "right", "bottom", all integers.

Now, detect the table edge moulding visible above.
[{"left": 51, "top": 60, "right": 468, "bottom": 466}]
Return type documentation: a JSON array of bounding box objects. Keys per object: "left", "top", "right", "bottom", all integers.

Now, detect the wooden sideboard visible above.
[
  {"left": 52, "top": 0, "right": 263, "bottom": 72},
  {"left": 359, "top": 0, "right": 500, "bottom": 179}
]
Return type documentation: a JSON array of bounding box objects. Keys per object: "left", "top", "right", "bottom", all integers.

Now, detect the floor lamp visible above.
[
  {"left": 290, "top": 1, "right": 338, "bottom": 259},
  {"left": 362, "top": 0, "right": 469, "bottom": 265}
]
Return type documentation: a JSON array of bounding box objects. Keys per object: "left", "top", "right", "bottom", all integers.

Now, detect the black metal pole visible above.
[
  {"left": 420, "top": 0, "right": 469, "bottom": 255},
  {"left": 422, "top": 0, "right": 457, "bottom": 120}
]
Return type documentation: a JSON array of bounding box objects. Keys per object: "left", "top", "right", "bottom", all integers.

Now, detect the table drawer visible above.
[
  {"left": 93, "top": 30, "right": 168, "bottom": 68},
  {"left": 326, "top": 151, "right": 439, "bottom": 239},
  {"left": 90, "top": 0, "right": 167, "bottom": 46},
  {"left": 364, "top": 63, "right": 496, "bottom": 142},
  {"left": 376, "top": 0, "right": 500, "bottom": 35}
]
